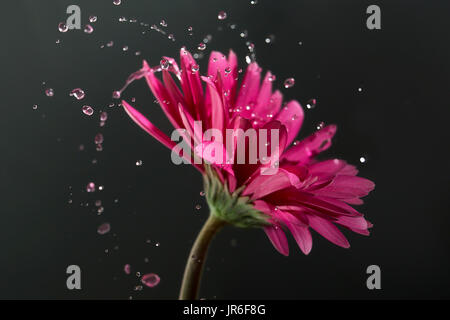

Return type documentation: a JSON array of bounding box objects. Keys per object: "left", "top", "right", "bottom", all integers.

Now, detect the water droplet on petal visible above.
[
  {"left": 160, "top": 58, "right": 170, "bottom": 70},
  {"left": 82, "top": 105, "right": 94, "bottom": 116},
  {"left": 70, "top": 88, "right": 85, "bottom": 100},
  {"left": 86, "top": 182, "right": 96, "bottom": 193},
  {"left": 218, "top": 11, "right": 227, "bottom": 20},
  {"left": 141, "top": 273, "right": 160, "bottom": 288},
  {"left": 58, "top": 22, "right": 68, "bottom": 32},
  {"left": 97, "top": 223, "right": 111, "bottom": 235},
  {"left": 284, "top": 78, "right": 295, "bottom": 88},
  {"left": 191, "top": 64, "right": 199, "bottom": 73}
]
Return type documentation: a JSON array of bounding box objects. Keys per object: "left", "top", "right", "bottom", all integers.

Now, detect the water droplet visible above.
[
  {"left": 218, "top": 11, "right": 227, "bottom": 20},
  {"left": 82, "top": 105, "right": 94, "bottom": 116},
  {"left": 136, "top": 272, "right": 141, "bottom": 277},
  {"left": 200, "top": 191, "right": 205, "bottom": 196},
  {"left": 187, "top": 26, "right": 193, "bottom": 35},
  {"left": 89, "top": 15, "right": 97, "bottom": 23},
  {"left": 284, "top": 78, "right": 295, "bottom": 88},
  {"left": 98, "top": 185, "right": 104, "bottom": 191},
  {"left": 100, "top": 111, "right": 108, "bottom": 121},
  {"left": 251, "top": 0, "right": 258, "bottom": 4},
  {"left": 112, "top": 90, "right": 121, "bottom": 99},
  {"left": 113, "top": 0, "right": 121, "bottom": 5},
  {"left": 358, "top": 87, "right": 363, "bottom": 92},
  {"left": 168, "top": 34, "right": 175, "bottom": 41},
  {"left": 84, "top": 24, "right": 94, "bottom": 34},
  {"left": 306, "top": 98, "right": 317, "bottom": 109},
  {"left": 298, "top": 41, "right": 303, "bottom": 46},
  {"left": 58, "top": 22, "right": 68, "bottom": 33},
  {"left": 316, "top": 121, "right": 325, "bottom": 130},
  {"left": 245, "top": 56, "right": 252, "bottom": 64},
  {"left": 141, "top": 273, "right": 160, "bottom": 288},
  {"left": 122, "top": 45, "right": 128, "bottom": 51},
  {"left": 359, "top": 156, "right": 366, "bottom": 163},
  {"left": 195, "top": 204, "right": 201, "bottom": 210},
  {"left": 160, "top": 19, "right": 167, "bottom": 27},
  {"left": 97, "top": 206, "right": 104, "bottom": 215},
  {"left": 155, "top": 242, "right": 160, "bottom": 247},
  {"left": 160, "top": 58, "right": 170, "bottom": 70},
  {"left": 45, "top": 88, "right": 54, "bottom": 97},
  {"left": 198, "top": 43, "right": 206, "bottom": 51},
  {"left": 268, "top": 74, "right": 276, "bottom": 82},
  {"left": 32, "top": 104, "right": 38, "bottom": 110},
  {"left": 135, "top": 160, "right": 143, "bottom": 166},
  {"left": 97, "top": 223, "right": 111, "bottom": 235},
  {"left": 94, "top": 133, "right": 104, "bottom": 144},
  {"left": 240, "top": 30, "right": 248, "bottom": 38},
  {"left": 70, "top": 88, "right": 85, "bottom": 100},
  {"left": 191, "top": 64, "right": 199, "bottom": 73},
  {"left": 119, "top": 16, "right": 127, "bottom": 22},
  {"left": 134, "top": 285, "right": 143, "bottom": 291},
  {"left": 106, "top": 41, "right": 114, "bottom": 47},
  {"left": 124, "top": 264, "right": 131, "bottom": 274},
  {"left": 86, "top": 182, "right": 96, "bottom": 193}
]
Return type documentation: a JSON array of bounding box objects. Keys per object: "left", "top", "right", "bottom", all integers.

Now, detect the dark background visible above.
[{"left": 1, "top": 0, "right": 449, "bottom": 299}]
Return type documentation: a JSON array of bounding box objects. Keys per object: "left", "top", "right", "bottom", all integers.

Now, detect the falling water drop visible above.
[
  {"left": 306, "top": 98, "right": 317, "bottom": 109},
  {"left": 97, "top": 223, "right": 111, "bottom": 235},
  {"left": 82, "top": 105, "right": 94, "bottom": 116},
  {"left": 32, "top": 104, "right": 38, "bottom": 110},
  {"left": 58, "top": 22, "right": 68, "bottom": 33},
  {"left": 124, "top": 264, "right": 131, "bottom": 274},
  {"left": 359, "top": 156, "right": 366, "bottom": 163},
  {"left": 86, "top": 182, "right": 96, "bottom": 193},
  {"left": 45, "top": 88, "right": 54, "bottom": 97},
  {"left": 316, "top": 122, "right": 325, "bottom": 130},
  {"left": 94, "top": 133, "right": 104, "bottom": 144},
  {"left": 160, "top": 19, "right": 167, "bottom": 27},
  {"left": 89, "top": 15, "right": 97, "bottom": 23},
  {"left": 283, "top": 78, "right": 295, "bottom": 88},
  {"left": 195, "top": 204, "right": 201, "bottom": 210},
  {"left": 135, "top": 160, "right": 143, "bottom": 166},
  {"left": 141, "top": 273, "right": 160, "bottom": 288},
  {"left": 70, "top": 88, "right": 85, "bottom": 100},
  {"left": 218, "top": 11, "right": 227, "bottom": 20},
  {"left": 113, "top": 0, "right": 121, "bottom": 5},
  {"left": 100, "top": 112, "right": 108, "bottom": 121},
  {"left": 84, "top": 24, "right": 94, "bottom": 34},
  {"left": 112, "top": 90, "right": 121, "bottom": 99},
  {"left": 197, "top": 43, "right": 206, "bottom": 51}
]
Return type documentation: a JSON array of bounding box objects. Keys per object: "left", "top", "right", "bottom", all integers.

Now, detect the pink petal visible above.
[
  {"left": 274, "top": 100, "right": 304, "bottom": 146},
  {"left": 236, "top": 62, "right": 261, "bottom": 110},
  {"left": 279, "top": 212, "right": 312, "bottom": 255},
  {"left": 307, "top": 215, "right": 350, "bottom": 248},
  {"left": 122, "top": 100, "right": 175, "bottom": 150},
  {"left": 243, "top": 169, "right": 300, "bottom": 199},
  {"left": 282, "top": 125, "right": 337, "bottom": 163},
  {"left": 264, "top": 225, "right": 289, "bottom": 256}
]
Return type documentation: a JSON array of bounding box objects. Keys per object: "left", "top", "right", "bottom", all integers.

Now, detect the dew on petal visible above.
[
  {"left": 82, "top": 105, "right": 94, "bottom": 116},
  {"left": 160, "top": 58, "right": 170, "bottom": 70},
  {"left": 218, "top": 11, "right": 227, "bottom": 20},
  {"left": 141, "top": 273, "right": 160, "bottom": 288},
  {"left": 86, "top": 182, "right": 96, "bottom": 193},
  {"left": 284, "top": 78, "right": 295, "bottom": 88},
  {"left": 70, "top": 88, "right": 85, "bottom": 100},
  {"left": 97, "top": 223, "right": 111, "bottom": 235},
  {"left": 45, "top": 88, "right": 54, "bottom": 97},
  {"left": 58, "top": 22, "right": 68, "bottom": 33}
]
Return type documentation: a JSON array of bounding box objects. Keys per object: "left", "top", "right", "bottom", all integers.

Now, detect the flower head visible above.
[{"left": 122, "top": 48, "right": 375, "bottom": 256}]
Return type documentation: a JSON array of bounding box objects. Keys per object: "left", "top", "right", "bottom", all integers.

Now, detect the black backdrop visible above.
[{"left": 1, "top": 0, "right": 449, "bottom": 299}]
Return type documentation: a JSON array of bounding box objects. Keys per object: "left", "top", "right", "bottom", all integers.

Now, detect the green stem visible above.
[{"left": 179, "top": 214, "right": 226, "bottom": 300}]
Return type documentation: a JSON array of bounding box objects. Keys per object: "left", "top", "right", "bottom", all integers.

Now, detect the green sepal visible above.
[{"left": 203, "top": 165, "right": 270, "bottom": 228}]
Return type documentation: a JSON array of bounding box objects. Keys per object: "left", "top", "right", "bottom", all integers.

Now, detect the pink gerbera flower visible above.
[{"left": 121, "top": 48, "right": 375, "bottom": 299}]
